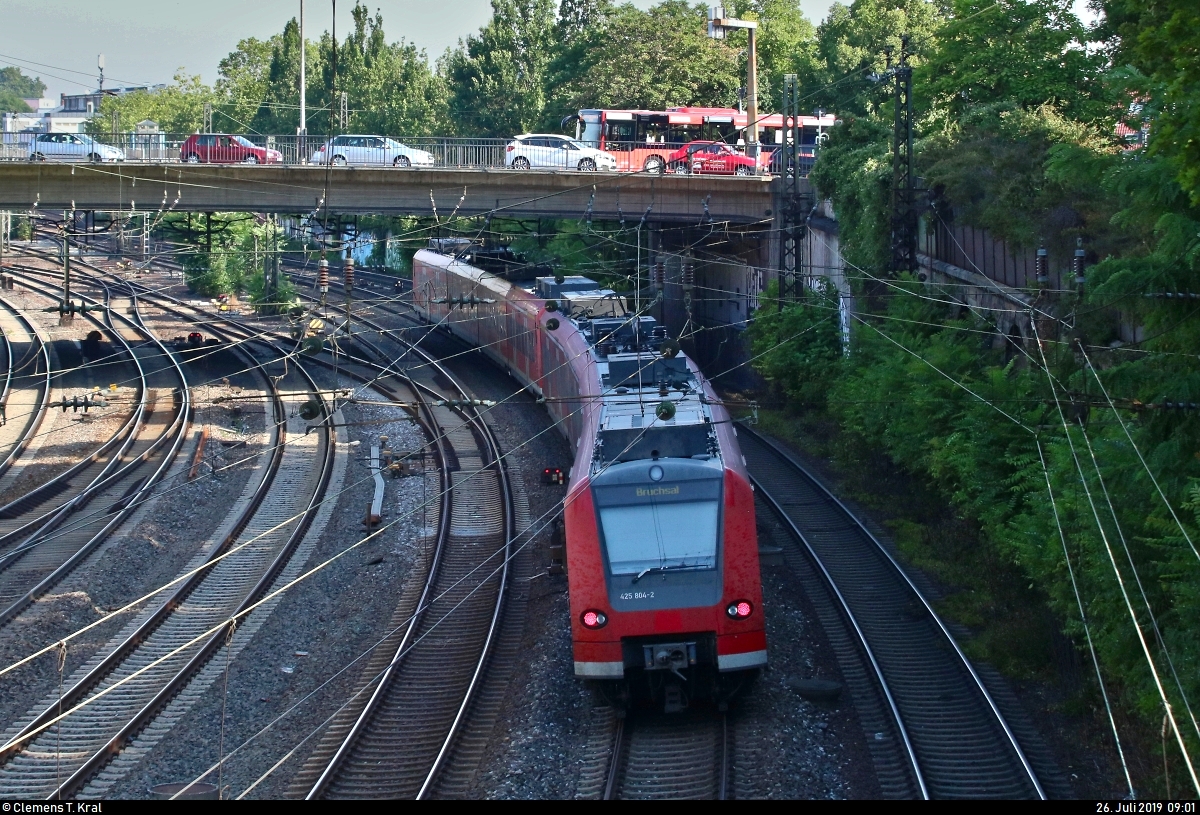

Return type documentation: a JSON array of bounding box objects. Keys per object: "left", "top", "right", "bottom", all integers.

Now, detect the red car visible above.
[
  {"left": 180, "top": 134, "right": 282, "bottom": 164},
  {"left": 667, "top": 140, "right": 771, "bottom": 175}
]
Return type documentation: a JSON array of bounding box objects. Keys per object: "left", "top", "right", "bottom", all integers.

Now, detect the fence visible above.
[
  {"left": 0, "top": 132, "right": 792, "bottom": 176},
  {"left": 921, "top": 215, "right": 1062, "bottom": 290}
]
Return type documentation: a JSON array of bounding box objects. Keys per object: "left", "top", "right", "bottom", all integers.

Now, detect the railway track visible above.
[
  {"left": 738, "top": 427, "right": 1061, "bottom": 799},
  {"left": 0, "top": 270, "right": 336, "bottom": 798},
  {"left": 576, "top": 709, "right": 730, "bottom": 800},
  {"left": 0, "top": 270, "right": 190, "bottom": 626},
  {"left": 0, "top": 297, "right": 51, "bottom": 480},
  {"left": 234, "top": 292, "right": 518, "bottom": 799},
  {"left": 94, "top": 260, "right": 520, "bottom": 799}
]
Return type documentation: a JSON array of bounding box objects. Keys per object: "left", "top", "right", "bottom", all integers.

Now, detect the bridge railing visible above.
[{"left": 0, "top": 132, "right": 809, "bottom": 175}]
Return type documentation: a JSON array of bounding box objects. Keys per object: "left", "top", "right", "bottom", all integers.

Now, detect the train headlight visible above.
[
  {"left": 581, "top": 610, "right": 609, "bottom": 629},
  {"left": 726, "top": 600, "right": 753, "bottom": 619}
]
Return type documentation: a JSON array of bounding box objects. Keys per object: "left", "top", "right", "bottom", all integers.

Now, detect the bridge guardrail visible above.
[{"left": 0, "top": 133, "right": 803, "bottom": 176}]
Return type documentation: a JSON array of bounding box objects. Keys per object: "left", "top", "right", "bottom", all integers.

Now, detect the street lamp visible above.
[{"left": 708, "top": 7, "right": 760, "bottom": 163}]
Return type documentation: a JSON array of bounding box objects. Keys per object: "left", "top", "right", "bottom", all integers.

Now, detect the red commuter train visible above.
[{"left": 413, "top": 247, "right": 765, "bottom": 710}]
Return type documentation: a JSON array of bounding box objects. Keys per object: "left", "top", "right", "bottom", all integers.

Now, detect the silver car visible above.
[
  {"left": 505, "top": 134, "right": 616, "bottom": 171},
  {"left": 311, "top": 135, "right": 436, "bottom": 167},
  {"left": 29, "top": 133, "right": 125, "bottom": 162}
]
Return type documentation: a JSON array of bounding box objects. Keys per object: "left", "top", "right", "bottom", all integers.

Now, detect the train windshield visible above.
[{"left": 599, "top": 499, "right": 719, "bottom": 575}]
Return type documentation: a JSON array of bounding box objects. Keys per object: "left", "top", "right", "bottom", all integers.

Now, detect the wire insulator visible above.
[
  {"left": 317, "top": 259, "right": 329, "bottom": 293},
  {"left": 682, "top": 264, "right": 694, "bottom": 292},
  {"left": 653, "top": 262, "right": 665, "bottom": 291},
  {"left": 343, "top": 258, "right": 354, "bottom": 292},
  {"left": 1035, "top": 246, "right": 1049, "bottom": 287},
  {"left": 1073, "top": 238, "right": 1086, "bottom": 287}
]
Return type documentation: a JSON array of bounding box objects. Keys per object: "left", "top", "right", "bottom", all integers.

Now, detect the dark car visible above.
[
  {"left": 666, "top": 141, "right": 771, "bottom": 176},
  {"left": 180, "top": 134, "right": 282, "bottom": 164}
]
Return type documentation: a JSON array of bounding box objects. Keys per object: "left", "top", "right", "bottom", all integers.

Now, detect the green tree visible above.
[
  {"left": 89, "top": 72, "right": 214, "bottom": 134},
  {"left": 336, "top": 3, "right": 447, "bottom": 135},
  {"left": 215, "top": 36, "right": 280, "bottom": 133},
  {"left": 729, "top": 0, "right": 821, "bottom": 112},
  {"left": 918, "top": 0, "right": 1106, "bottom": 123},
  {"left": 809, "top": 0, "right": 944, "bottom": 117},
  {"left": 0, "top": 66, "right": 46, "bottom": 112},
  {"left": 445, "top": 0, "right": 558, "bottom": 137},
  {"left": 745, "top": 280, "right": 843, "bottom": 407},
  {"left": 543, "top": 1, "right": 742, "bottom": 123},
  {"left": 1102, "top": 0, "right": 1200, "bottom": 203},
  {"left": 250, "top": 18, "right": 321, "bottom": 134}
]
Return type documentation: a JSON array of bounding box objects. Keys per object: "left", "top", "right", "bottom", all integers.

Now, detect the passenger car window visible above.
[
  {"left": 331, "top": 136, "right": 349, "bottom": 146},
  {"left": 198, "top": 135, "right": 216, "bottom": 146}
]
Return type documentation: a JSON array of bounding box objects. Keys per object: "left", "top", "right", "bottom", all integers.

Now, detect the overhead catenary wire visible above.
[
  {"left": 1035, "top": 438, "right": 1136, "bottom": 798},
  {"left": 1030, "top": 316, "right": 1200, "bottom": 796}
]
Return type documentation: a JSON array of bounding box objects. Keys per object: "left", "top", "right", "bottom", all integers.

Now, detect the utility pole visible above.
[
  {"left": 299, "top": 0, "right": 307, "bottom": 161},
  {"left": 97, "top": 54, "right": 104, "bottom": 92},
  {"left": 708, "top": 7, "right": 760, "bottom": 165},
  {"left": 62, "top": 214, "right": 72, "bottom": 321},
  {"left": 778, "top": 74, "right": 810, "bottom": 305}
]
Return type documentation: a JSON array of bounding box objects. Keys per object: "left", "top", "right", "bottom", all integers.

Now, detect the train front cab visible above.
[{"left": 566, "top": 456, "right": 765, "bottom": 709}]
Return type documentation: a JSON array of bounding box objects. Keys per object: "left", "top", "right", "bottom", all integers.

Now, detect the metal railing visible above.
[{"left": 0, "top": 132, "right": 806, "bottom": 176}]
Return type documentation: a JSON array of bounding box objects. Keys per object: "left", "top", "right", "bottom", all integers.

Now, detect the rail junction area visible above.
[{"left": 0, "top": 160, "right": 1068, "bottom": 800}]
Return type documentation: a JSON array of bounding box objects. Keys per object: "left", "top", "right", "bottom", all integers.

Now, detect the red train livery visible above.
[{"left": 413, "top": 248, "right": 765, "bottom": 708}]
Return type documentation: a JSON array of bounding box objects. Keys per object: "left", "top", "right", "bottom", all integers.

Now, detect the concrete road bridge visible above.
[{"left": 0, "top": 163, "right": 786, "bottom": 224}]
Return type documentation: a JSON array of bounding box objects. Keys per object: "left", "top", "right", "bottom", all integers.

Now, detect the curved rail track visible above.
[
  {"left": 0, "top": 298, "right": 52, "bottom": 480},
  {"left": 90, "top": 260, "right": 519, "bottom": 799},
  {"left": 0, "top": 268, "right": 336, "bottom": 799},
  {"left": 0, "top": 270, "right": 190, "bottom": 626},
  {"left": 738, "top": 426, "right": 1056, "bottom": 799}
]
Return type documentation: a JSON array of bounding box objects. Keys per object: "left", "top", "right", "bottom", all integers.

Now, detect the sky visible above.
[
  {"left": 0, "top": 0, "right": 836, "bottom": 101},
  {"left": 2, "top": 0, "right": 1097, "bottom": 103}
]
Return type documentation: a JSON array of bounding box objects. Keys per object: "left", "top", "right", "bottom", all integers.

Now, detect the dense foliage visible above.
[
  {"left": 0, "top": 66, "right": 45, "bottom": 113},
  {"left": 749, "top": 0, "right": 1200, "bottom": 794}
]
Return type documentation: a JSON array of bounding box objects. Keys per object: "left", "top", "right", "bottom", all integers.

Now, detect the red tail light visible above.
[
  {"left": 506, "top": 145, "right": 514, "bottom": 151},
  {"left": 581, "top": 610, "right": 608, "bottom": 629},
  {"left": 726, "top": 600, "right": 753, "bottom": 619}
]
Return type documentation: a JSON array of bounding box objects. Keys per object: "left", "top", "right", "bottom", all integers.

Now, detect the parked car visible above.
[
  {"left": 28, "top": 133, "right": 125, "bottom": 163},
  {"left": 505, "top": 134, "right": 617, "bottom": 171},
  {"left": 310, "top": 135, "right": 436, "bottom": 167},
  {"left": 665, "top": 140, "right": 771, "bottom": 175},
  {"left": 180, "top": 134, "right": 282, "bottom": 164}
]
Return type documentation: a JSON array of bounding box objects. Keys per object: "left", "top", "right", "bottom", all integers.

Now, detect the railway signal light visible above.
[
  {"left": 542, "top": 467, "right": 565, "bottom": 485},
  {"left": 726, "top": 600, "right": 753, "bottom": 619}
]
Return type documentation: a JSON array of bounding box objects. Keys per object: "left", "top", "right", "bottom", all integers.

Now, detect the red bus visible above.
[{"left": 566, "top": 107, "right": 836, "bottom": 174}]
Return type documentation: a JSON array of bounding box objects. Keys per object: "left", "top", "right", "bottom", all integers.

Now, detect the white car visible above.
[
  {"left": 29, "top": 133, "right": 125, "bottom": 163},
  {"left": 311, "top": 135, "right": 436, "bottom": 167},
  {"left": 505, "top": 134, "right": 616, "bottom": 171}
]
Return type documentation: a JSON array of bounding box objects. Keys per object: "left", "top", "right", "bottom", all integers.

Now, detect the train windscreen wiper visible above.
[{"left": 631, "top": 563, "right": 708, "bottom": 583}]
